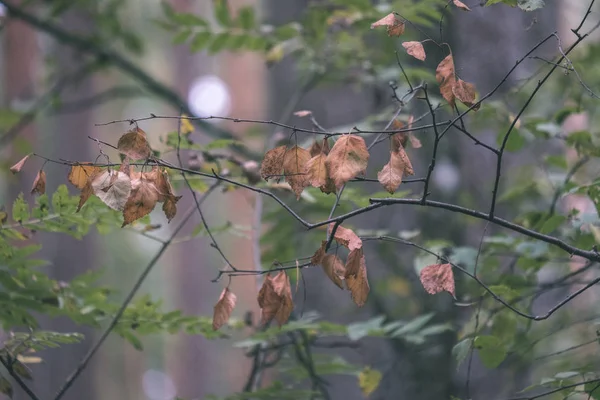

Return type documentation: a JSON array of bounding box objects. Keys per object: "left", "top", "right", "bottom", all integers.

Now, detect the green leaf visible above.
[
  {"left": 452, "top": 338, "right": 473, "bottom": 368},
  {"left": 172, "top": 29, "right": 192, "bottom": 44},
  {"left": 585, "top": 382, "right": 600, "bottom": 400},
  {"left": 518, "top": 0, "right": 544, "bottom": 11},
  {"left": 474, "top": 335, "right": 506, "bottom": 369},
  {"left": 0, "top": 376, "right": 12, "bottom": 398},
  {"left": 213, "top": 0, "right": 231, "bottom": 27},
  {"left": 499, "top": 129, "right": 525, "bottom": 152},
  {"left": 237, "top": 6, "right": 256, "bottom": 30},
  {"left": 52, "top": 185, "right": 75, "bottom": 214},
  {"left": 172, "top": 13, "right": 209, "bottom": 26},
  {"left": 208, "top": 33, "right": 231, "bottom": 54},
  {"left": 190, "top": 32, "right": 212, "bottom": 52},
  {"left": 12, "top": 194, "right": 29, "bottom": 223},
  {"left": 358, "top": 366, "right": 382, "bottom": 397},
  {"left": 486, "top": 0, "right": 517, "bottom": 5},
  {"left": 539, "top": 215, "right": 566, "bottom": 234}
]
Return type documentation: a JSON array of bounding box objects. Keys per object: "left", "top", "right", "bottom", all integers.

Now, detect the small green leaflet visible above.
[{"left": 474, "top": 335, "right": 507, "bottom": 368}]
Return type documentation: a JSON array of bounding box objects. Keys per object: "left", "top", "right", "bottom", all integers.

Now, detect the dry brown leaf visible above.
[
  {"left": 260, "top": 145, "right": 287, "bottom": 181},
  {"left": 10, "top": 154, "right": 31, "bottom": 174},
  {"left": 452, "top": 79, "right": 478, "bottom": 109},
  {"left": 371, "top": 13, "right": 405, "bottom": 37},
  {"left": 408, "top": 133, "right": 422, "bottom": 149},
  {"left": 402, "top": 41, "right": 426, "bottom": 61},
  {"left": 212, "top": 287, "right": 237, "bottom": 330},
  {"left": 453, "top": 0, "right": 471, "bottom": 11},
  {"left": 419, "top": 263, "right": 455, "bottom": 298},
  {"left": 68, "top": 164, "right": 102, "bottom": 190},
  {"left": 306, "top": 154, "right": 328, "bottom": 189},
  {"left": 322, "top": 254, "right": 345, "bottom": 290},
  {"left": 330, "top": 224, "right": 362, "bottom": 251},
  {"left": 436, "top": 54, "right": 456, "bottom": 107},
  {"left": 309, "top": 138, "right": 330, "bottom": 157},
  {"left": 294, "top": 110, "right": 312, "bottom": 117},
  {"left": 282, "top": 145, "right": 310, "bottom": 199},
  {"left": 326, "top": 134, "right": 369, "bottom": 190},
  {"left": 345, "top": 248, "right": 369, "bottom": 307},
  {"left": 117, "top": 127, "right": 152, "bottom": 160},
  {"left": 257, "top": 271, "right": 293, "bottom": 326},
  {"left": 162, "top": 194, "right": 182, "bottom": 223},
  {"left": 311, "top": 241, "right": 327, "bottom": 265},
  {"left": 92, "top": 170, "right": 132, "bottom": 211},
  {"left": 30, "top": 170, "right": 46, "bottom": 196},
  {"left": 377, "top": 152, "right": 405, "bottom": 194},
  {"left": 77, "top": 179, "right": 94, "bottom": 213},
  {"left": 122, "top": 178, "right": 160, "bottom": 227},
  {"left": 119, "top": 157, "right": 131, "bottom": 176}
]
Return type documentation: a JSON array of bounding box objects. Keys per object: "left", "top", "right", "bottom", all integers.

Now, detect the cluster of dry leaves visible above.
[{"left": 10, "top": 127, "right": 182, "bottom": 227}]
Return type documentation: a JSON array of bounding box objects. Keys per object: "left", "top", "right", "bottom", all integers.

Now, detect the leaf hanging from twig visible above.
[
  {"left": 326, "top": 134, "right": 369, "bottom": 190},
  {"left": 419, "top": 263, "right": 456, "bottom": 298},
  {"left": 257, "top": 271, "right": 293, "bottom": 326},
  {"left": 402, "top": 41, "right": 426, "bottom": 61},
  {"left": 283, "top": 145, "right": 310, "bottom": 199},
  {"left": 345, "top": 248, "right": 369, "bottom": 306},
  {"left": 212, "top": 287, "right": 237, "bottom": 330},
  {"left": 31, "top": 170, "right": 46, "bottom": 196}
]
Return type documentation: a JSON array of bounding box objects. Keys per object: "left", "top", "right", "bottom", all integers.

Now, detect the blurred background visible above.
[{"left": 1, "top": 0, "right": 600, "bottom": 399}]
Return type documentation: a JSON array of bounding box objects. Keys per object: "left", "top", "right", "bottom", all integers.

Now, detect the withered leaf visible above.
[
  {"left": 377, "top": 145, "right": 414, "bottom": 194},
  {"left": 260, "top": 145, "right": 287, "bottom": 181},
  {"left": 282, "top": 145, "right": 310, "bottom": 199},
  {"left": 212, "top": 287, "right": 237, "bottom": 330},
  {"left": 162, "top": 194, "right": 182, "bottom": 223},
  {"left": 371, "top": 13, "right": 405, "bottom": 37},
  {"left": 257, "top": 271, "right": 293, "bottom": 326},
  {"left": 309, "top": 138, "right": 330, "bottom": 157},
  {"left": 452, "top": 79, "right": 478, "bottom": 109},
  {"left": 77, "top": 180, "right": 94, "bottom": 212},
  {"left": 122, "top": 178, "right": 160, "bottom": 227},
  {"left": 92, "top": 170, "right": 132, "bottom": 211},
  {"left": 345, "top": 248, "right": 369, "bottom": 307},
  {"left": 10, "top": 154, "right": 31, "bottom": 174},
  {"left": 419, "top": 263, "right": 455, "bottom": 298},
  {"left": 322, "top": 254, "right": 345, "bottom": 290},
  {"left": 306, "top": 154, "right": 328, "bottom": 190},
  {"left": 69, "top": 164, "right": 102, "bottom": 190},
  {"left": 436, "top": 54, "right": 456, "bottom": 107},
  {"left": 326, "top": 134, "right": 369, "bottom": 190},
  {"left": 402, "top": 41, "right": 426, "bottom": 61},
  {"left": 117, "top": 127, "right": 152, "bottom": 160},
  {"left": 330, "top": 223, "right": 362, "bottom": 251},
  {"left": 31, "top": 170, "right": 46, "bottom": 196},
  {"left": 453, "top": 0, "right": 471, "bottom": 10},
  {"left": 311, "top": 241, "right": 327, "bottom": 266}
]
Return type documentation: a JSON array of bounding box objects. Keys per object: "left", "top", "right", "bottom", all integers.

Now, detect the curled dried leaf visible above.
[
  {"left": 377, "top": 152, "right": 405, "bottom": 194},
  {"left": 306, "top": 154, "right": 328, "bottom": 190},
  {"left": 122, "top": 178, "right": 160, "bottom": 227},
  {"left": 452, "top": 79, "right": 478, "bottom": 109},
  {"left": 326, "top": 134, "right": 369, "bottom": 189},
  {"left": 436, "top": 54, "right": 456, "bottom": 107},
  {"left": 453, "top": 0, "right": 471, "bottom": 11},
  {"left": 371, "top": 13, "right": 405, "bottom": 36},
  {"left": 309, "top": 138, "right": 330, "bottom": 157},
  {"left": 257, "top": 271, "right": 293, "bottom": 326},
  {"left": 10, "top": 154, "right": 31, "bottom": 174},
  {"left": 330, "top": 224, "right": 362, "bottom": 251},
  {"left": 322, "top": 254, "right": 345, "bottom": 290},
  {"left": 311, "top": 241, "right": 327, "bottom": 266},
  {"left": 260, "top": 145, "right": 287, "bottom": 181},
  {"left": 212, "top": 287, "right": 237, "bottom": 330},
  {"left": 31, "top": 170, "right": 46, "bottom": 196},
  {"left": 117, "top": 127, "right": 152, "bottom": 160},
  {"left": 419, "top": 263, "right": 455, "bottom": 298},
  {"left": 345, "top": 248, "right": 369, "bottom": 307},
  {"left": 283, "top": 145, "right": 310, "bottom": 199},
  {"left": 92, "top": 170, "right": 132, "bottom": 211},
  {"left": 68, "top": 164, "right": 102, "bottom": 190},
  {"left": 402, "top": 41, "right": 426, "bottom": 61}
]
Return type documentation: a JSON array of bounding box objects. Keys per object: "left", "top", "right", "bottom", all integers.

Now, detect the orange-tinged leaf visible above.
[
  {"left": 345, "top": 248, "right": 369, "bottom": 307},
  {"left": 311, "top": 241, "right": 327, "bottom": 266},
  {"left": 283, "top": 145, "right": 310, "bottom": 199},
  {"left": 260, "top": 145, "right": 287, "bottom": 181},
  {"left": 10, "top": 154, "right": 31, "bottom": 174},
  {"left": 330, "top": 223, "right": 362, "bottom": 251},
  {"left": 436, "top": 54, "right": 456, "bottom": 106},
  {"left": 452, "top": 79, "right": 478, "bottom": 109},
  {"left": 122, "top": 178, "right": 160, "bottom": 227},
  {"left": 68, "top": 164, "right": 101, "bottom": 190},
  {"left": 306, "top": 154, "right": 328, "bottom": 189},
  {"left": 30, "top": 170, "right": 46, "bottom": 195},
  {"left": 162, "top": 195, "right": 181, "bottom": 223},
  {"left": 419, "top": 263, "right": 455, "bottom": 298},
  {"left": 212, "top": 287, "right": 237, "bottom": 330},
  {"left": 326, "top": 134, "right": 369, "bottom": 189},
  {"left": 453, "top": 0, "right": 471, "bottom": 11},
  {"left": 377, "top": 152, "right": 405, "bottom": 194},
  {"left": 322, "top": 254, "right": 345, "bottom": 290},
  {"left": 309, "top": 138, "right": 330, "bottom": 157},
  {"left": 257, "top": 271, "right": 293, "bottom": 326},
  {"left": 371, "top": 13, "right": 405, "bottom": 37},
  {"left": 117, "top": 127, "right": 152, "bottom": 160},
  {"left": 77, "top": 180, "right": 94, "bottom": 212},
  {"left": 402, "top": 41, "right": 426, "bottom": 61},
  {"left": 92, "top": 170, "right": 132, "bottom": 211}
]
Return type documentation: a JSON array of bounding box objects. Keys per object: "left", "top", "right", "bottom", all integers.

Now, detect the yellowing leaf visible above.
[
  {"left": 371, "top": 13, "right": 405, "bottom": 37},
  {"left": 180, "top": 115, "right": 194, "bottom": 134},
  {"left": 122, "top": 178, "right": 160, "bottom": 227},
  {"left": 452, "top": 79, "right": 478, "bottom": 109},
  {"left": 419, "top": 263, "right": 455, "bottom": 298},
  {"left": 330, "top": 224, "right": 362, "bottom": 251},
  {"left": 322, "top": 254, "right": 345, "bottom": 290},
  {"left": 257, "top": 271, "right": 293, "bottom": 326},
  {"left": 92, "top": 170, "right": 132, "bottom": 211},
  {"left": 402, "top": 41, "right": 426, "bottom": 61},
  {"left": 282, "top": 145, "right": 310, "bottom": 199},
  {"left": 358, "top": 366, "right": 382, "bottom": 397},
  {"left": 453, "top": 0, "right": 471, "bottom": 10},
  {"left": 68, "top": 164, "right": 101, "bottom": 190},
  {"left": 345, "top": 248, "right": 369, "bottom": 307},
  {"left": 30, "top": 170, "right": 46, "bottom": 195},
  {"left": 10, "top": 154, "right": 31, "bottom": 174},
  {"left": 260, "top": 145, "right": 287, "bottom": 181},
  {"left": 117, "top": 127, "right": 152, "bottom": 160},
  {"left": 212, "top": 287, "right": 237, "bottom": 330},
  {"left": 436, "top": 54, "right": 456, "bottom": 107},
  {"left": 326, "top": 134, "right": 369, "bottom": 189}
]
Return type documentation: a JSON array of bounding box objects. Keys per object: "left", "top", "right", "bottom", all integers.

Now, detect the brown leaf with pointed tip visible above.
[
  {"left": 68, "top": 164, "right": 101, "bottom": 190},
  {"left": 117, "top": 127, "right": 152, "bottom": 160},
  {"left": 306, "top": 154, "right": 328, "bottom": 190},
  {"left": 10, "top": 154, "right": 31, "bottom": 174},
  {"left": 452, "top": 79, "right": 478, "bottom": 109},
  {"left": 419, "top": 263, "right": 455, "bottom": 297},
  {"left": 30, "top": 170, "right": 46, "bottom": 195},
  {"left": 92, "top": 170, "right": 132, "bottom": 211},
  {"left": 311, "top": 241, "right": 327, "bottom": 266},
  {"left": 436, "top": 54, "right": 456, "bottom": 107},
  {"left": 257, "top": 271, "right": 293, "bottom": 326},
  {"left": 377, "top": 152, "right": 405, "bottom": 194},
  {"left": 329, "top": 224, "right": 362, "bottom": 251},
  {"left": 122, "top": 178, "right": 160, "bottom": 227},
  {"left": 120, "top": 157, "right": 131, "bottom": 176},
  {"left": 283, "top": 145, "right": 310, "bottom": 199},
  {"left": 76, "top": 171, "right": 99, "bottom": 213},
  {"left": 212, "top": 287, "right": 237, "bottom": 330},
  {"left": 408, "top": 133, "right": 422, "bottom": 149},
  {"left": 260, "top": 145, "right": 287, "bottom": 181},
  {"left": 453, "top": 0, "right": 471, "bottom": 11},
  {"left": 371, "top": 13, "right": 405, "bottom": 37},
  {"left": 345, "top": 248, "right": 369, "bottom": 307},
  {"left": 402, "top": 41, "right": 426, "bottom": 61},
  {"left": 322, "top": 254, "right": 345, "bottom": 289},
  {"left": 326, "top": 135, "right": 369, "bottom": 189},
  {"left": 162, "top": 194, "right": 182, "bottom": 222},
  {"left": 309, "top": 138, "right": 330, "bottom": 157}
]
